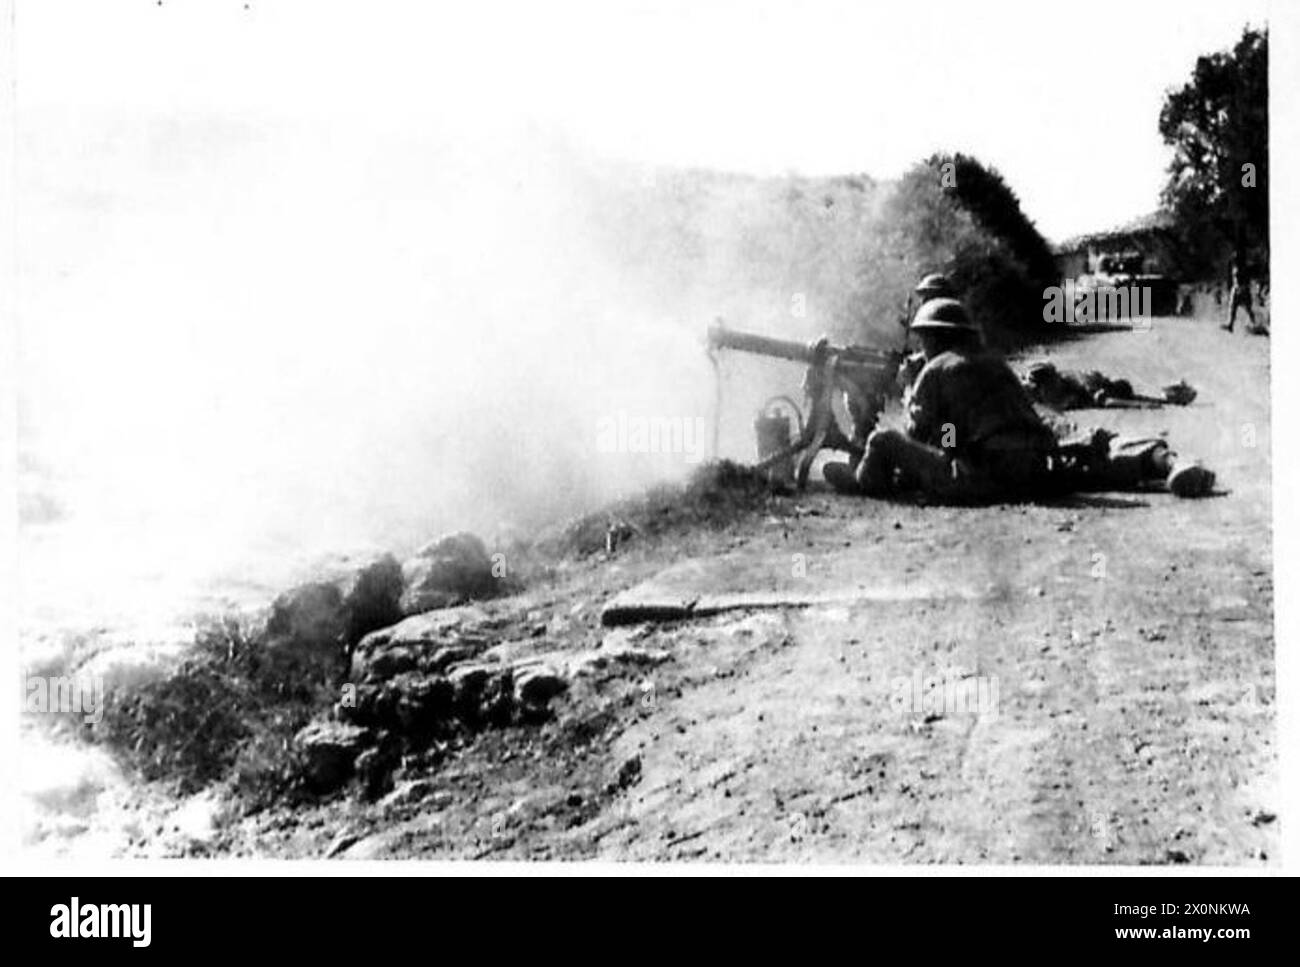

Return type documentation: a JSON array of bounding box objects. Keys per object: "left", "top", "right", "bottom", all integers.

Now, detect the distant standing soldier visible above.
[{"left": 1222, "top": 259, "right": 1256, "bottom": 332}]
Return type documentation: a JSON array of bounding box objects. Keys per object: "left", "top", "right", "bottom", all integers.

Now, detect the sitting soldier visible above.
[
  {"left": 823, "top": 299, "right": 1215, "bottom": 501},
  {"left": 896, "top": 272, "right": 963, "bottom": 391}
]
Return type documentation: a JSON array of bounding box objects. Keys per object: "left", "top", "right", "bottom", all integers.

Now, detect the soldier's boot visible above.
[
  {"left": 822, "top": 461, "right": 862, "bottom": 495},
  {"left": 1167, "top": 463, "right": 1216, "bottom": 498},
  {"left": 854, "top": 431, "right": 900, "bottom": 497}
]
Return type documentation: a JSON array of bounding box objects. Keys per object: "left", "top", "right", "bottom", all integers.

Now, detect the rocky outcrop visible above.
[
  {"left": 303, "top": 603, "right": 576, "bottom": 794},
  {"left": 285, "top": 598, "right": 677, "bottom": 797},
  {"left": 339, "top": 606, "right": 569, "bottom": 736},
  {"left": 262, "top": 582, "right": 349, "bottom": 685},
  {"left": 349, "top": 605, "right": 496, "bottom": 682},
  {"left": 512, "top": 662, "right": 568, "bottom": 721},
  {"left": 293, "top": 721, "right": 372, "bottom": 793},
  {"left": 261, "top": 554, "right": 407, "bottom": 685},
  {"left": 268, "top": 537, "right": 683, "bottom": 801},
  {"left": 400, "top": 532, "right": 502, "bottom": 616},
  {"left": 339, "top": 554, "right": 405, "bottom": 646}
]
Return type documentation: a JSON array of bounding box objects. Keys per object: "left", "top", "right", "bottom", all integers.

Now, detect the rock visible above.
[
  {"left": 390, "top": 673, "right": 456, "bottom": 736},
  {"left": 400, "top": 532, "right": 501, "bottom": 616},
  {"left": 379, "top": 779, "right": 440, "bottom": 809},
  {"left": 354, "top": 745, "right": 399, "bottom": 800},
  {"left": 480, "top": 638, "right": 544, "bottom": 666},
  {"left": 264, "top": 555, "right": 406, "bottom": 687},
  {"left": 449, "top": 663, "right": 514, "bottom": 727},
  {"left": 605, "top": 754, "right": 642, "bottom": 794},
  {"left": 337, "top": 683, "right": 384, "bottom": 727},
  {"left": 350, "top": 606, "right": 494, "bottom": 682},
  {"left": 362, "top": 644, "right": 421, "bottom": 681},
  {"left": 569, "top": 633, "right": 673, "bottom": 676},
  {"left": 338, "top": 672, "right": 456, "bottom": 736},
  {"left": 513, "top": 663, "right": 567, "bottom": 719},
  {"left": 325, "top": 831, "right": 364, "bottom": 858},
  {"left": 294, "top": 721, "right": 372, "bottom": 793},
  {"left": 447, "top": 661, "right": 496, "bottom": 694},
  {"left": 334, "top": 831, "right": 397, "bottom": 859},
  {"left": 263, "top": 582, "right": 349, "bottom": 685},
  {"left": 340, "top": 554, "right": 405, "bottom": 646}
]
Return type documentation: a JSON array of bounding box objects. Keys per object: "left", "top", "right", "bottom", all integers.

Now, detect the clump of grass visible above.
[{"left": 91, "top": 614, "right": 326, "bottom": 801}]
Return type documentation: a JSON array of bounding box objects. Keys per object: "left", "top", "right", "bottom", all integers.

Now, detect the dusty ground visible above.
[{"left": 77, "top": 314, "right": 1276, "bottom": 865}]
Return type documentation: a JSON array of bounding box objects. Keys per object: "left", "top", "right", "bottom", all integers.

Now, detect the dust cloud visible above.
[{"left": 18, "top": 117, "right": 894, "bottom": 632}]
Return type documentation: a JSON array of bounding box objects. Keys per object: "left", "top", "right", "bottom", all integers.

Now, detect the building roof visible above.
[{"left": 1053, "top": 211, "right": 1175, "bottom": 254}]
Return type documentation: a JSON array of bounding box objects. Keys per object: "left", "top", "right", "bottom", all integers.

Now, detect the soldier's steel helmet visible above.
[
  {"left": 1026, "top": 362, "right": 1059, "bottom": 384},
  {"left": 910, "top": 297, "right": 978, "bottom": 331},
  {"left": 915, "top": 273, "right": 955, "bottom": 299}
]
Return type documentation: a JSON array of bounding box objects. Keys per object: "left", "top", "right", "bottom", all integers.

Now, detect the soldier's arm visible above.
[
  {"left": 896, "top": 351, "right": 926, "bottom": 394},
  {"left": 904, "top": 368, "right": 941, "bottom": 443}
]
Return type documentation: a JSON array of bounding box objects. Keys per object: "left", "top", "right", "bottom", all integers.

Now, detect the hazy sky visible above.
[
  {"left": 14, "top": 0, "right": 1269, "bottom": 241},
  {"left": 8, "top": 0, "right": 1278, "bottom": 627}
]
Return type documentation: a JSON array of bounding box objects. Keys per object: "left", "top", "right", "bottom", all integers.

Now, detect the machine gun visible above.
[{"left": 706, "top": 319, "right": 903, "bottom": 489}]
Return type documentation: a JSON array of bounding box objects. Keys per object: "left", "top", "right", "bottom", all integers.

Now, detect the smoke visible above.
[
  {"left": 18, "top": 110, "right": 1056, "bottom": 634},
  {"left": 14, "top": 118, "right": 795, "bottom": 626},
  {"left": 21, "top": 113, "right": 1074, "bottom": 639}
]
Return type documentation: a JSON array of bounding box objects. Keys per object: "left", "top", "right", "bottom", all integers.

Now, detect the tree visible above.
[
  {"left": 1158, "top": 27, "right": 1268, "bottom": 282},
  {"left": 940, "top": 153, "right": 1058, "bottom": 288},
  {"left": 865, "top": 153, "right": 1056, "bottom": 348}
]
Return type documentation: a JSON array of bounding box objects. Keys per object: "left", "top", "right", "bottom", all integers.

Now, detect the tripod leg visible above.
[
  {"left": 796, "top": 423, "right": 830, "bottom": 490},
  {"left": 795, "top": 375, "right": 836, "bottom": 489}
]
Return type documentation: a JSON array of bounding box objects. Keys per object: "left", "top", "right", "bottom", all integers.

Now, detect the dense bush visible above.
[
  {"left": 91, "top": 616, "right": 321, "bottom": 802},
  {"left": 581, "top": 152, "right": 1053, "bottom": 352},
  {"left": 871, "top": 154, "right": 1056, "bottom": 348}
]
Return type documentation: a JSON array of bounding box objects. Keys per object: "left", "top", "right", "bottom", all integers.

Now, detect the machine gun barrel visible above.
[
  {"left": 706, "top": 320, "right": 894, "bottom": 370},
  {"left": 707, "top": 322, "right": 814, "bottom": 364}
]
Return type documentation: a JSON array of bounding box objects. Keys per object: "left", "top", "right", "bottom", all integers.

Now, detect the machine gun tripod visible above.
[{"left": 706, "top": 319, "right": 903, "bottom": 489}]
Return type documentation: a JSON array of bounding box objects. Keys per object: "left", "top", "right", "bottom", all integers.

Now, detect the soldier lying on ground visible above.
[
  {"left": 822, "top": 299, "right": 1215, "bottom": 503},
  {"left": 1021, "top": 361, "right": 1197, "bottom": 410}
]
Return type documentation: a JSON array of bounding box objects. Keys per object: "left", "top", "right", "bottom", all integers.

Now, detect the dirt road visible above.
[{"left": 226, "top": 315, "right": 1274, "bottom": 865}]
